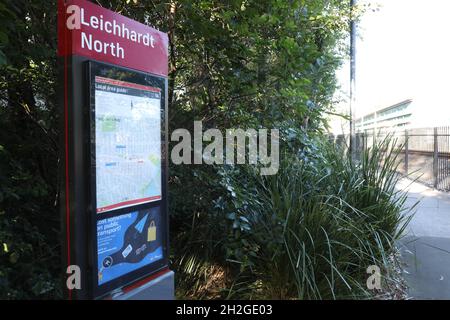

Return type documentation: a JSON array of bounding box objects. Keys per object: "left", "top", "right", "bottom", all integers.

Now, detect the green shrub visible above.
[{"left": 219, "top": 136, "right": 412, "bottom": 299}]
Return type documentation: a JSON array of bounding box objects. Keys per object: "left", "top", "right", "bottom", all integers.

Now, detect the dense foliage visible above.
[
  {"left": 0, "top": 0, "right": 60, "bottom": 298},
  {"left": 209, "top": 137, "right": 411, "bottom": 299},
  {"left": 0, "top": 0, "right": 402, "bottom": 300}
]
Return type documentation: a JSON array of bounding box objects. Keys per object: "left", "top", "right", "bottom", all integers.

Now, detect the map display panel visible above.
[{"left": 94, "top": 76, "right": 161, "bottom": 213}]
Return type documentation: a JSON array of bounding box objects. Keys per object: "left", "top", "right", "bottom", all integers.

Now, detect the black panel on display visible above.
[{"left": 86, "top": 61, "right": 169, "bottom": 299}]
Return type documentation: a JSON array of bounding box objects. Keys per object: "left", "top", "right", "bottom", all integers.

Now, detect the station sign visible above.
[
  {"left": 58, "top": 0, "right": 168, "bottom": 76},
  {"left": 58, "top": 0, "right": 169, "bottom": 299}
]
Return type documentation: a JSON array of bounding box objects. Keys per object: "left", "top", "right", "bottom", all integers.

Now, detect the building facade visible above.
[{"left": 355, "top": 99, "right": 413, "bottom": 133}]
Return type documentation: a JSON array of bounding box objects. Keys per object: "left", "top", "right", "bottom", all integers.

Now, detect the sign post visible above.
[{"left": 57, "top": 0, "right": 172, "bottom": 300}]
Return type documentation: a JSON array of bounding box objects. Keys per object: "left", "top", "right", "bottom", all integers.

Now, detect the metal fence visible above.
[{"left": 331, "top": 126, "right": 450, "bottom": 191}]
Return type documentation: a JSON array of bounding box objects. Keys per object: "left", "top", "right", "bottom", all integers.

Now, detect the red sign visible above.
[{"left": 58, "top": 0, "right": 168, "bottom": 76}]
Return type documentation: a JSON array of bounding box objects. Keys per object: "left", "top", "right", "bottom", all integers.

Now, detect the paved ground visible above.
[{"left": 396, "top": 178, "right": 450, "bottom": 299}]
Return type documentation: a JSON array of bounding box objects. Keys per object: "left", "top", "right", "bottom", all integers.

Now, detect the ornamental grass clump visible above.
[{"left": 221, "top": 136, "right": 412, "bottom": 299}]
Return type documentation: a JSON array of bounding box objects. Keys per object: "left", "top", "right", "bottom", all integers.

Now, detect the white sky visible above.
[{"left": 332, "top": 0, "right": 450, "bottom": 132}]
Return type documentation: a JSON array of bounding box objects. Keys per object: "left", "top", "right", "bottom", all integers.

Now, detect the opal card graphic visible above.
[{"left": 96, "top": 207, "right": 163, "bottom": 285}]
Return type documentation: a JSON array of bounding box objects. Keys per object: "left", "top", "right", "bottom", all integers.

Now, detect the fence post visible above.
[
  {"left": 405, "top": 129, "right": 409, "bottom": 175},
  {"left": 365, "top": 132, "right": 367, "bottom": 151},
  {"left": 362, "top": 132, "right": 365, "bottom": 157},
  {"left": 434, "top": 127, "right": 439, "bottom": 188}
]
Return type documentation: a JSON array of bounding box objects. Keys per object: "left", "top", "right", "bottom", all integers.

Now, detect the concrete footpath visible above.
[{"left": 396, "top": 178, "right": 450, "bottom": 299}]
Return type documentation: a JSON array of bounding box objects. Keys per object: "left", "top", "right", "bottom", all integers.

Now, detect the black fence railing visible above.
[{"left": 330, "top": 127, "right": 450, "bottom": 191}]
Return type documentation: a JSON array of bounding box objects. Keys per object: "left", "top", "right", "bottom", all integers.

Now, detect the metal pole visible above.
[
  {"left": 362, "top": 132, "right": 365, "bottom": 158},
  {"left": 405, "top": 129, "right": 409, "bottom": 175},
  {"left": 434, "top": 127, "right": 439, "bottom": 188},
  {"left": 349, "top": 0, "right": 356, "bottom": 157}
]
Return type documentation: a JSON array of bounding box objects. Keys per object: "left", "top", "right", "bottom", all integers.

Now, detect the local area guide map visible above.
[{"left": 94, "top": 76, "right": 161, "bottom": 213}]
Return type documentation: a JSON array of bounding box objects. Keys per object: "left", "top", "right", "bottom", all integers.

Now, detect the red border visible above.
[
  {"left": 95, "top": 76, "right": 161, "bottom": 93},
  {"left": 59, "top": 0, "right": 72, "bottom": 300},
  {"left": 96, "top": 195, "right": 162, "bottom": 213},
  {"left": 64, "top": 37, "right": 72, "bottom": 302}
]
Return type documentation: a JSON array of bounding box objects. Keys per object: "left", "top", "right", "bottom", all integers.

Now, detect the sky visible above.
[{"left": 332, "top": 0, "right": 450, "bottom": 133}]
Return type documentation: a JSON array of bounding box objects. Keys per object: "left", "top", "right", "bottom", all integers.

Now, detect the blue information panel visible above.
[{"left": 96, "top": 207, "right": 163, "bottom": 285}]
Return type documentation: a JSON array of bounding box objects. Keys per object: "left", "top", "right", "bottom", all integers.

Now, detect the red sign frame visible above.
[
  {"left": 58, "top": 0, "right": 168, "bottom": 76},
  {"left": 58, "top": 0, "right": 170, "bottom": 299}
]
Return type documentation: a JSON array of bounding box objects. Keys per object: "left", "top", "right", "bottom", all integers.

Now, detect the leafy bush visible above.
[
  {"left": 0, "top": 143, "right": 61, "bottom": 299},
  {"left": 214, "top": 136, "right": 412, "bottom": 299}
]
